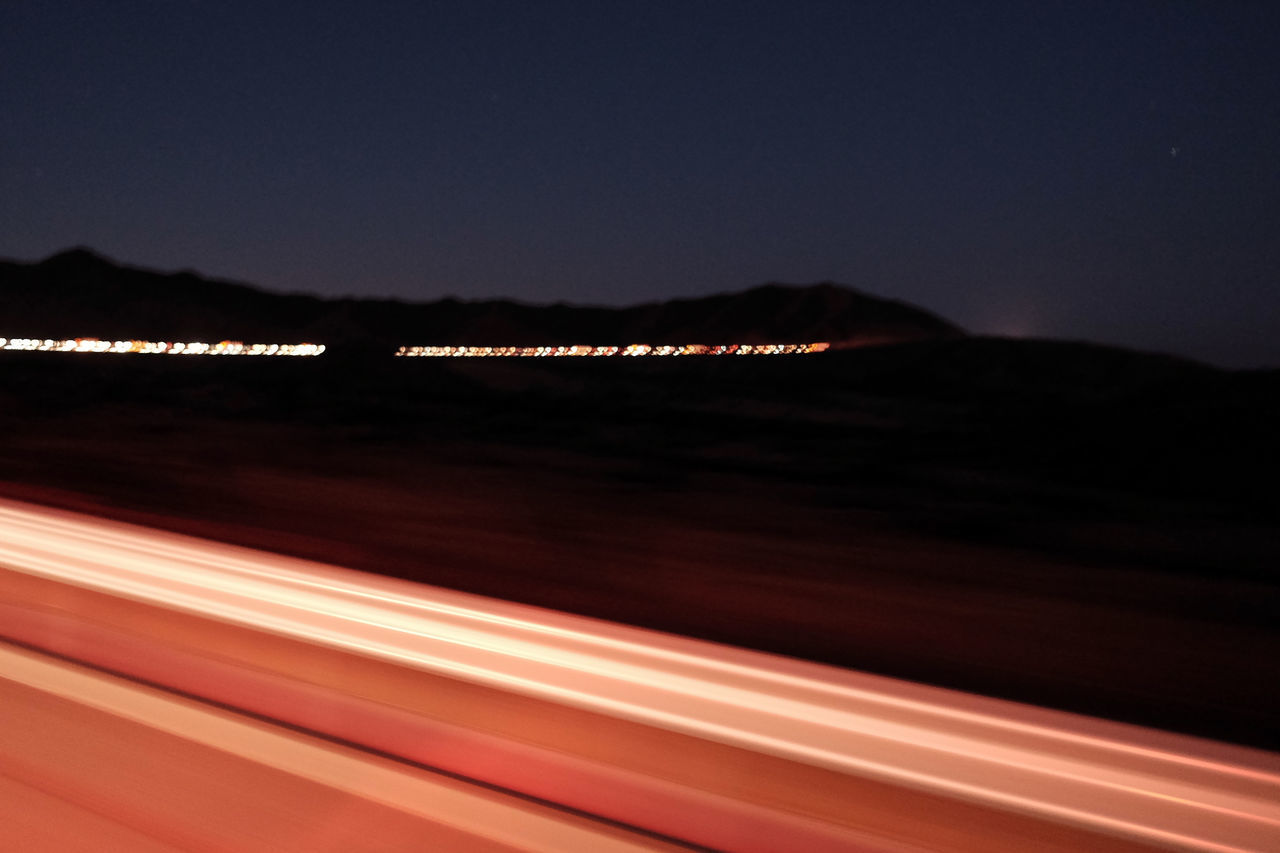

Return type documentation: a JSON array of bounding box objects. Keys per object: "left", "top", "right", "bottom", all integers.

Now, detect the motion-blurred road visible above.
[
  {"left": 2, "top": 498, "right": 1278, "bottom": 851},
  {"left": 0, "top": 643, "right": 685, "bottom": 853}
]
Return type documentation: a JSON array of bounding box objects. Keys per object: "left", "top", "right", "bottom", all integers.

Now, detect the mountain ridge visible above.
[{"left": 1, "top": 248, "right": 961, "bottom": 349}]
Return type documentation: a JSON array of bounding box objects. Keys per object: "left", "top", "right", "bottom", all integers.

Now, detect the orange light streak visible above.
[{"left": 396, "top": 342, "right": 830, "bottom": 357}]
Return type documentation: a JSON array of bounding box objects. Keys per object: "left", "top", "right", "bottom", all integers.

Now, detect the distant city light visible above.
[
  {"left": 0, "top": 336, "right": 832, "bottom": 359},
  {"left": 0, "top": 337, "right": 325, "bottom": 356},
  {"left": 396, "top": 342, "right": 830, "bottom": 358}
]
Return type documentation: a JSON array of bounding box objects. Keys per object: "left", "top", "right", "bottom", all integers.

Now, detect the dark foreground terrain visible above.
[{"left": 2, "top": 341, "right": 1278, "bottom": 749}]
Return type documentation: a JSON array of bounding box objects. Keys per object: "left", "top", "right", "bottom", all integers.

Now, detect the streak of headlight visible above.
[{"left": 2, "top": 498, "right": 1278, "bottom": 853}]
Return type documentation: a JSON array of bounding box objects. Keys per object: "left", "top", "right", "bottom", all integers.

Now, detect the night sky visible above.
[{"left": 3, "top": 2, "right": 1277, "bottom": 367}]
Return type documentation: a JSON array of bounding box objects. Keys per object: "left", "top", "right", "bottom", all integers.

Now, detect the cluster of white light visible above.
[
  {"left": 396, "top": 342, "right": 830, "bottom": 358},
  {"left": 0, "top": 337, "right": 325, "bottom": 356}
]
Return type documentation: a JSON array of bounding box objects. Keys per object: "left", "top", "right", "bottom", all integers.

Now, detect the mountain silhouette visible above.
[{"left": 0, "top": 249, "right": 961, "bottom": 349}]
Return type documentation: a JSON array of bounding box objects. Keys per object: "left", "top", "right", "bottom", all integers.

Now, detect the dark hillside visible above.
[{"left": 0, "top": 249, "right": 962, "bottom": 349}]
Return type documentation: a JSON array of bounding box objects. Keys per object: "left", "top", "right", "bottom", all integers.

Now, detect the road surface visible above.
[{"left": 1, "top": 497, "right": 1278, "bottom": 851}]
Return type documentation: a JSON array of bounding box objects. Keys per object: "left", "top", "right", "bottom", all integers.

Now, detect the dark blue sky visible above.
[{"left": 3, "top": 1, "right": 1277, "bottom": 366}]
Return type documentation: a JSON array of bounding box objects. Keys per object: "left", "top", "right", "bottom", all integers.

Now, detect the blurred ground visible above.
[{"left": 2, "top": 344, "right": 1277, "bottom": 749}]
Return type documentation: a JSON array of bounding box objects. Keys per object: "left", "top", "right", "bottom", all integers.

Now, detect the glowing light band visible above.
[
  {"left": 0, "top": 337, "right": 831, "bottom": 359},
  {"left": 0, "top": 338, "right": 325, "bottom": 356},
  {"left": 395, "top": 342, "right": 830, "bottom": 358}
]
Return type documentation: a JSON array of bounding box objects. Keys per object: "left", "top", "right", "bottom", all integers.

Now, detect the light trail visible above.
[
  {"left": 0, "top": 336, "right": 832, "bottom": 358},
  {"left": 395, "top": 342, "right": 830, "bottom": 357},
  {"left": 1, "top": 497, "right": 1277, "bottom": 851},
  {"left": 0, "top": 337, "right": 325, "bottom": 356}
]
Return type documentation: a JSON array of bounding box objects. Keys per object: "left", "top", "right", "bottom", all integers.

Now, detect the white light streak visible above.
[{"left": 0, "top": 337, "right": 326, "bottom": 357}]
